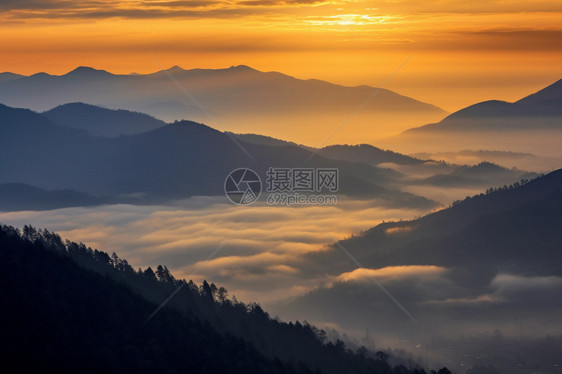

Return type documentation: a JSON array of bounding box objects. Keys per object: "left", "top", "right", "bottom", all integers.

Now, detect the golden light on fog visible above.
[
  {"left": 385, "top": 225, "right": 415, "bottom": 235},
  {"left": 337, "top": 265, "right": 448, "bottom": 283}
]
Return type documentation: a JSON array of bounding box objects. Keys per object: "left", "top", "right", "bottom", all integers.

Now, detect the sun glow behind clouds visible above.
[
  {"left": 1, "top": 0, "right": 561, "bottom": 114},
  {"left": 303, "top": 13, "right": 398, "bottom": 26}
]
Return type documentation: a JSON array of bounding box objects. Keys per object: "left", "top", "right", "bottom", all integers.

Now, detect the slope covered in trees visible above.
[{"left": 0, "top": 224, "right": 450, "bottom": 373}]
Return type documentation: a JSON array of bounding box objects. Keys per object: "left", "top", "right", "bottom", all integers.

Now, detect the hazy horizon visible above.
[
  {"left": 2, "top": 1, "right": 562, "bottom": 373},
  {"left": 2, "top": 63, "right": 561, "bottom": 114}
]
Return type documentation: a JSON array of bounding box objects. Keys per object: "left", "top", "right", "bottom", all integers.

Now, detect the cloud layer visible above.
[
  {"left": 2, "top": 0, "right": 562, "bottom": 19},
  {"left": 0, "top": 197, "right": 426, "bottom": 303}
]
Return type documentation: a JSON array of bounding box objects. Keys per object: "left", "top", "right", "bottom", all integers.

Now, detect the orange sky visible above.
[{"left": 1, "top": 0, "right": 561, "bottom": 111}]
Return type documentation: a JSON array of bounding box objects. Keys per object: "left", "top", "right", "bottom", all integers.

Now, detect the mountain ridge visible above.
[
  {"left": 276, "top": 170, "right": 562, "bottom": 361},
  {"left": 0, "top": 102, "right": 436, "bottom": 210},
  {"left": 0, "top": 222, "right": 451, "bottom": 374},
  {"left": 43, "top": 102, "right": 166, "bottom": 137},
  {"left": 0, "top": 65, "right": 447, "bottom": 144},
  {"left": 403, "top": 78, "right": 562, "bottom": 134}
]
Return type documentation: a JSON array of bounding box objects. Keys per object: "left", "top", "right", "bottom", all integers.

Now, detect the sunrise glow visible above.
[{"left": 1, "top": 0, "right": 561, "bottom": 111}]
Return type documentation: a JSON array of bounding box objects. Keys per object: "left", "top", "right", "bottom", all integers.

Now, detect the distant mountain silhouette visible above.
[
  {"left": 218, "top": 132, "right": 540, "bottom": 194},
  {"left": 231, "top": 132, "right": 304, "bottom": 148},
  {"left": 317, "top": 144, "right": 425, "bottom": 166},
  {"left": 0, "top": 183, "right": 109, "bottom": 211},
  {"left": 516, "top": 78, "right": 562, "bottom": 106},
  {"left": 230, "top": 134, "right": 537, "bottom": 192},
  {"left": 381, "top": 80, "right": 562, "bottom": 166},
  {"left": 232, "top": 134, "right": 425, "bottom": 166},
  {"left": 404, "top": 79, "right": 562, "bottom": 133},
  {"left": 64, "top": 66, "right": 114, "bottom": 79},
  {"left": 44, "top": 102, "right": 166, "bottom": 137},
  {"left": 0, "top": 72, "right": 24, "bottom": 83},
  {"left": 0, "top": 103, "right": 435, "bottom": 209},
  {"left": 0, "top": 103, "right": 90, "bottom": 190},
  {"left": 416, "top": 162, "right": 536, "bottom": 187},
  {"left": 410, "top": 150, "right": 536, "bottom": 164},
  {"left": 0, "top": 65, "right": 447, "bottom": 143}
]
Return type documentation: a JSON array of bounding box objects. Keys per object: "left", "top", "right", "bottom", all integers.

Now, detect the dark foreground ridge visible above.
[{"left": 0, "top": 224, "right": 451, "bottom": 374}]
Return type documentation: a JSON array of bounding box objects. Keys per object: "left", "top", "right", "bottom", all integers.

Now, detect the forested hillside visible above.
[{"left": 0, "top": 224, "right": 450, "bottom": 374}]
